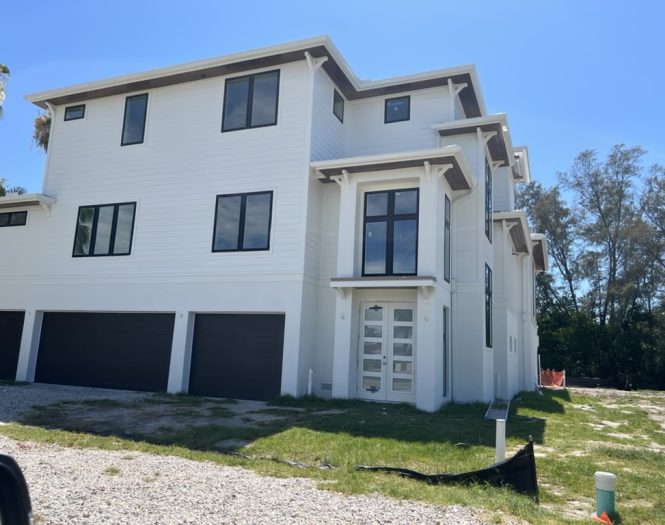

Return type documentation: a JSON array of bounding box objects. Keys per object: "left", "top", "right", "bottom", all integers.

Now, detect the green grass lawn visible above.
[{"left": 1, "top": 387, "right": 664, "bottom": 524}]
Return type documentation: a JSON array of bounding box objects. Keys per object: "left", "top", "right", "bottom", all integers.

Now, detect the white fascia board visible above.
[
  {"left": 311, "top": 145, "right": 462, "bottom": 171},
  {"left": 0, "top": 193, "right": 56, "bottom": 207},
  {"left": 25, "top": 36, "right": 332, "bottom": 104},
  {"left": 330, "top": 277, "right": 437, "bottom": 289}
]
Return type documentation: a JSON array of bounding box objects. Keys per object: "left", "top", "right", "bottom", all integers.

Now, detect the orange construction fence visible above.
[{"left": 540, "top": 369, "right": 566, "bottom": 387}]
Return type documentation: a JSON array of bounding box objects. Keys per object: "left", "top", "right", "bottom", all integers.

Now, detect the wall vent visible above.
[{"left": 320, "top": 382, "right": 333, "bottom": 391}]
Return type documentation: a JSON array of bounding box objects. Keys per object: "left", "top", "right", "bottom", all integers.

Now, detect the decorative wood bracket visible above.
[
  {"left": 305, "top": 51, "right": 328, "bottom": 71},
  {"left": 492, "top": 160, "right": 504, "bottom": 169},
  {"left": 480, "top": 130, "right": 497, "bottom": 145}
]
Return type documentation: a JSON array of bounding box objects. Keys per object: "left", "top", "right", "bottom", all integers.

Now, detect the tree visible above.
[
  {"left": 0, "top": 64, "right": 9, "bottom": 118},
  {"left": 33, "top": 113, "right": 51, "bottom": 152}
]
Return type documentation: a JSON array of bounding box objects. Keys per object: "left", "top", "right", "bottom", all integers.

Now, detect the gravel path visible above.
[{"left": 0, "top": 384, "right": 487, "bottom": 524}]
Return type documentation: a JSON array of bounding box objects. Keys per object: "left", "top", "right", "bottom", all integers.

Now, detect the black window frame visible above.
[
  {"left": 121, "top": 93, "right": 149, "bottom": 146},
  {"left": 212, "top": 191, "right": 273, "bottom": 252},
  {"left": 72, "top": 202, "right": 137, "bottom": 258},
  {"left": 362, "top": 188, "right": 419, "bottom": 277},
  {"left": 384, "top": 95, "right": 410, "bottom": 124},
  {"left": 333, "top": 90, "right": 344, "bottom": 123},
  {"left": 485, "top": 264, "right": 493, "bottom": 348},
  {"left": 485, "top": 159, "right": 492, "bottom": 242},
  {"left": 444, "top": 194, "right": 451, "bottom": 283},
  {"left": 221, "top": 70, "right": 280, "bottom": 132},
  {"left": 0, "top": 211, "right": 28, "bottom": 227},
  {"left": 64, "top": 104, "right": 85, "bottom": 121}
]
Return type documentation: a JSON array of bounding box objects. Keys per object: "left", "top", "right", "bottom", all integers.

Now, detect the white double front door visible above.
[{"left": 358, "top": 302, "right": 416, "bottom": 403}]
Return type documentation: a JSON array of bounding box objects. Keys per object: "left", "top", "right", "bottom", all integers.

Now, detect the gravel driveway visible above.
[{"left": 0, "top": 384, "right": 488, "bottom": 524}]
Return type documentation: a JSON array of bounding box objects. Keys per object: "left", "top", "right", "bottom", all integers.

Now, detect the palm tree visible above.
[
  {"left": 0, "top": 64, "right": 9, "bottom": 119},
  {"left": 33, "top": 113, "right": 51, "bottom": 152}
]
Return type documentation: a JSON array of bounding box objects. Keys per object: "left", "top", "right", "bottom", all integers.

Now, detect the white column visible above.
[
  {"left": 417, "top": 172, "right": 439, "bottom": 277},
  {"left": 335, "top": 177, "right": 358, "bottom": 277},
  {"left": 415, "top": 288, "right": 440, "bottom": 412},
  {"left": 15, "top": 310, "right": 43, "bottom": 382},
  {"left": 166, "top": 312, "right": 194, "bottom": 394},
  {"left": 331, "top": 290, "right": 354, "bottom": 399}
]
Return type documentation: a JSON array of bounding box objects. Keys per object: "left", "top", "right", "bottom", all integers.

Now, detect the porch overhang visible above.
[
  {"left": 0, "top": 193, "right": 56, "bottom": 215},
  {"left": 493, "top": 210, "right": 531, "bottom": 254},
  {"left": 310, "top": 146, "right": 473, "bottom": 191},
  {"left": 531, "top": 233, "right": 548, "bottom": 272},
  {"left": 330, "top": 276, "right": 437, "bottom": 289},
  {"left": 432, "top": 114, "right": 514, "bottom": 167}
]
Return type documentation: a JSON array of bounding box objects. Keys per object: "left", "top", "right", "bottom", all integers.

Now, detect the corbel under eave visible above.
[{"left": 304, "top": 51, "right": 328, "bottom": 71}]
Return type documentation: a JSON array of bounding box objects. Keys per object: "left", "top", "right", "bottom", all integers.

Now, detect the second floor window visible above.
[
  {"left": 363, "top": 188, "right": 418, "bottom": 276},
  {"left": 73, "top": 202, "right": 136, "bottom": 257},
  {"left": 444, "top": 195, "right": 451, "bottom": 282},
  {"left": 0, "top": 211, "right": 27, "bottom": 227},
  {"left": 485, "top": 159, "right": 492, "bottom": 242},
  {"left": 222, "top": 70, "right": 279, "bottom": 132},
  {"left": 213, "top": 191, "right": 273, "bottom": 251},
  {"left": 333, "top": 90, "right": 344, "bottom": 123},
  {"left": 121, "top": 94, "right": 148, "bottom": 146},
  {"left": 485, "top": 264, "right": 493, "bottom": 348},
  {"left": 384, "top": 95, "right": 410, "bottom": 123}
]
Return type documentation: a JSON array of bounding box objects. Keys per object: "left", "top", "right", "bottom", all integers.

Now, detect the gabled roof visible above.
[
  {"left": 432, "top": 114, "right": 514, "bottom": 167},
  {"left": 25, "top": 36, "right": 486, "bottom": 118},
  {"left": 493, "top": 211, "right": 531, "bottom": 254},
  {"left": 310, "top": 146, "right": 473, "bottom": 191}
]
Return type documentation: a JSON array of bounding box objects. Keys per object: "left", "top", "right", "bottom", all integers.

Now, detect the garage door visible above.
[
  {"left": 0, "top": 311, "right": 24, "bottom": 381},
  {"left": 35, "top": 312, "right": 174, "bottom": 392},
  {"left": 189, "top": 314, "right": 285, "bottom": 401}
]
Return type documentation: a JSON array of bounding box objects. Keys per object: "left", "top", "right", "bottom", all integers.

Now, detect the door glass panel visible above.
[
  {"left": 393, "top": 360, "right": 412, "bottom": 373},
  {"left": 392, "top": 378, "right": 412, "bottom": 392},
  {"left": 364, "top": 222, "right": 387, "bottom": 274},
  {"left": 363, "top": 376, "right": 381, "bottom": 392},
  {"left": 394, "top": 309, "right": 413, "bottom": 322},
  {"left": 363, "top": 359, "right": 382, "bottom": 373},
  {"left": 393, "top": 326, "right": 413, "bottom": 340},
  {"left": 393, "top": 343, "right": 412, "bottom": 356},
  {"left": 364, "top": 325, "right": 382, "bottom": 338},
  {"left": 364, "top": 342, "right": 382, "bottom": 355},
  {"left": 394, "top": 190, "right": 418, "bottom": 215},
  {"left": 392, "top": 219, "right": 417, "bottom": 274},
  {"left": 364, "top": 306, "right": 383, "bottom": 321},
  {"left": 93, "top": 206, "right": 114, "bottom": 255}
]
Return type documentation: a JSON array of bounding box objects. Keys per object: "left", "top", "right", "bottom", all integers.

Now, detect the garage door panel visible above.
[
  {"left": 189, "top": 314, "right": 284, "bottom": 401},
  {"left": 36, "top": 312, "right": 174, "bottom": 392},
  {"left": 0, "top": 312, "right": 25, "bottom": 381}
]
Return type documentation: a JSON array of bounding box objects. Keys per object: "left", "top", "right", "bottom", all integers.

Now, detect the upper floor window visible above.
[
  {"left": 444, "top": 195, "right": 451, "bottom": 282},
  {"left": 485, "top": 159, "right": 492, "bottom": 242},
  {"left": 213, "top": 191, "right": 273, "bottom": 252},
  {"left": 64, "top": 104, "right": 85, "bottom": 121},
  {"left": 0, "top": 211, "right": 27, "bottom": 227},
  {"left": 333, "top": 90, "right": 344, "bottom": 123},
  {"left": 121, "top": 94, "right": 148, "bottom": 146},
  {"left": 73, "top": 202, "right": 136, "bottom": 257},
  {"left": 485, "top": 264, "right": 493, "bottom": 348},
  {"left": 384, "top": 95, "right": 410, "bottom": 123},
  {"left": 222, "top": 70, "right": 279, "bottom": 132},
  {"left": 363, "top": 188, "right": 418, "bottom": 276}
]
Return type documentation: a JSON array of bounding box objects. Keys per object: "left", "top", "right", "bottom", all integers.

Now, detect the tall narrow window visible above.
[
  {"left": 73, "top": 202, "right": 136, "bottom": 257},
  {"left": 363, "top": 188, "right": 418, "bottom": 276},
  {"left": 444, "top": 195, "right": 451, "bottom": 282},
  {"left": 333, "top": 90, "right": 344, "bottom": 123},
  {"left": 121, "top": 94, "right": 148, "bottom": 146},
  {"left": 485, "top": 264, "right": 493, "bottom": 348},
  {"left": 485, "top": 159, "right": 492, "bottom": 242},
  {"left": 222, "top": 70, "right": 279, "bottom": 132},
  {"left": 213, "top": 191, "right": 273, "bottom": 252}
]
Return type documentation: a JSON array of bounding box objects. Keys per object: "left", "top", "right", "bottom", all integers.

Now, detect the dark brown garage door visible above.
[
  {"left": 35, "top": 312, "right": 174, "bottom": 392},
  {"left": 189, "top": 314, "right": 285, "bottom": 401},
  {"left": 0, "top": 311, "right": 24, "bottom": 381}
]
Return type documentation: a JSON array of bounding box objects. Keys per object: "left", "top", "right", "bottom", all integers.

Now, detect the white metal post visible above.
[{"left": 495, "top": 419, "right": 506, "bottom": 463}]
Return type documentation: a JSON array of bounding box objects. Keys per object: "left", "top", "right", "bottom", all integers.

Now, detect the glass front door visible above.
[{"left": 358, "top": 302, "right": 415, "bottom": 403}]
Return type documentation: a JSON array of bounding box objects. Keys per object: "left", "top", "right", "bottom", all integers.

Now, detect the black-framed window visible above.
[
  {"left": 213, "top": 191, "right": 273, "bottom": 252},
  {"left": 222, "top": 70, "right": 279, "bottom": 132},
  {"left": 363, "top": 188, "right": 418, "bottom": 276},
  {"left": 485, "top": 159, "right": 492, "bottom": 242},
  {"left": 64, "top": 104, "right": 85, "bottom": 121},
  {"left": 333, "top": 90, "right": 344, "bottom": 123},
  {"left": 0, "top": 211, "right": 27, "bottom": 227},
  {"left": 444, "top": 195, "right": 451, "bottom": 283},
  {"left": 384, "top": 95, "right": 410, "bottom": 123},
  {"left": 73, "top": 202, "right": 136, "bottom": 257},
  {"left": 485, "top": 264, "right": 493, "bottom": 348},
  {"left": 121, "top": 94, "right": 148, "bottom": 146}
]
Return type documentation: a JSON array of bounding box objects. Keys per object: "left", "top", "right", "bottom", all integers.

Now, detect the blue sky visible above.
[{"left": 1, "top": 0, "right": 663, "bottom": 192}]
